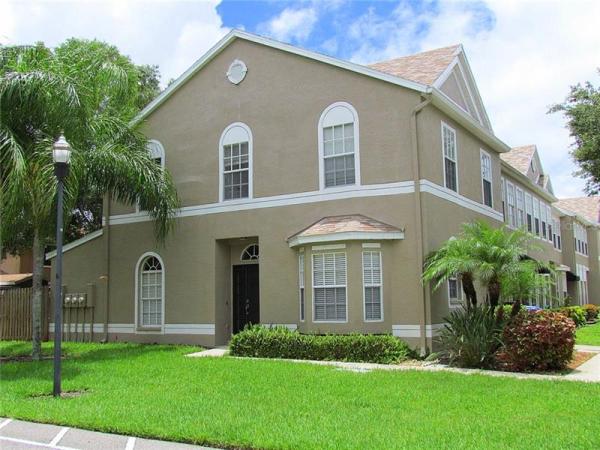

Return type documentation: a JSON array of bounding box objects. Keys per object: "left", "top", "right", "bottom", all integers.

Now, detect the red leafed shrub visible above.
[{"left": 495, "top": 310, "right": 576, "bottom": 372}]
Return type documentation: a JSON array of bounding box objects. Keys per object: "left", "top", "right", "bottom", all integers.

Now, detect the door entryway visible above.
[{"left": 232, "top": 264, "right": 259, "bottom": 334}]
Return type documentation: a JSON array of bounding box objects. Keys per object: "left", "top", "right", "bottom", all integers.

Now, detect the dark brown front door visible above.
[{"left": 232, "top": 264, "right": 259, "bottom": 334}]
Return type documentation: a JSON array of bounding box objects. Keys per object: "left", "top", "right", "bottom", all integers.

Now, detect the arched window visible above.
[
  {"left": 241, "top": 244, "right": 259, "bottom": 261},
  {"left": 219, "top": 123, "right": 253, "bottom": 202},
  {"left": 136, "top": 253, "right": 164, "bottom": 329},
  {"left": 148, "top": 139, "right": 165, "bottom": 168},
  {"left": 318, "top": 102, "right": 360, "bottom": 189}
]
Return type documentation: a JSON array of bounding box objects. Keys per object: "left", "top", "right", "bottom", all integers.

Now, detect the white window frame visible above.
[
  {"left": 136, "top": 140, "right": 166, "bottom": 213},
  {"left": 311, "top": 251, "right": 348, "bottom": 323},
  {"left": 480, "top": 149, "right": 493, "bottom": 208},
  {"left": 441, "top": 122, "right": 459, "bottom": 193},
  {"left": 506, "top": 181, "right": 516, "bottom": 228},
  {"left": 299, "top": 252, "right": 305, "bottom": 322},
  {"left": 219, "top": 122, "right": 253, "bottom": 203},
  {"left": 318, "top": 102, "right": 361, "bottom": 191},
  {"left": 447, "top": 277, "right": 463, "bottom": 308},
  {"left": 515, "top": 187, "right": 524, "bottom": 229},
  {"left": 362, "top": 250, "right": 383, "bottom": 322},
  {"left": 546, "top": 205, "right": 553, "bottom": 243},
  {"left": 501, "top": 177, "right": 506, "bottom": 222},
  {"left": 525, "top": 192, "right": 533, "bottom": 233},
  {"left": 533, "top": 197, "right": 540, "bottom": 237},
  {"left": 134, "top": 252, "right": 165, "bottom": 333}
]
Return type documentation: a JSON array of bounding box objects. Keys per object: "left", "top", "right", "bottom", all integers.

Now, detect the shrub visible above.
[
  {"left": 229, "top": 325, "right": 412, "bottom": 364},
  {"left": 495, "top": 310, "right": 575, "bottom": 372},
  {"left": 582, "top": 304, "right": 599, "bottom": 321},
  {"left": 437, "top": 306, "right": 504, "bottom": 369},
  {"left": 551, "top": 306, "right": 587, "bottom": 327}
]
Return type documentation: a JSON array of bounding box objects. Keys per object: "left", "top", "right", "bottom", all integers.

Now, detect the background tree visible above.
[
  {"left": 550, "top": 71, "right": 600, "bottom": 195},
  {"left": 0, "top": 41, "right": 178, "bottom": 359}
]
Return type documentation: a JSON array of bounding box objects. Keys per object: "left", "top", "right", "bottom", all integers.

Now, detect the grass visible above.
[
  {"left": 577, "top": 321, "right": 600, "bottom": 346},
  {"left": 1, "top": 341, "right": 599, "bottom": 449}
]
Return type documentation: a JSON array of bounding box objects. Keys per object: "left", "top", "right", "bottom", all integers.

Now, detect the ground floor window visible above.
[
  {"left": 299, "top": 253, "right": 305, "bottom": 321},
  {"left": 138, "top": 255, "right": 163, "bottom": 327},
  {"left": 448, "top": 277, "right": 463, "bottom": 307},
  {"left": 312, "top": 252, "right": 347, "bottom": 322},
  {"left": 362, "top": 251, "right": 382, "bottom": 321}
]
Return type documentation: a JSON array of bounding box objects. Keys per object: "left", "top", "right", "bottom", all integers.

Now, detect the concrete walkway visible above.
[
  {"left": 575, "top": 344, "right": 600, "bottom": 353},
  {"left": 0, "top": 418, "right": 219, "bottom": 450},
  {"left": 186, "top": 347, "right": 228, "bottom": 358}
]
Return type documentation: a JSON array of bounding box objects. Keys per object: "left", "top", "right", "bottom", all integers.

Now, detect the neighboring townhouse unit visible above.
[{"left": 48, "top": 30, "right": 599, "bottom": 353}]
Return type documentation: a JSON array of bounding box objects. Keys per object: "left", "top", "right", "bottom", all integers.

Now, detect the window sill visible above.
[{"left": 136, "top": 326, "right": 162, "bottom": 333}]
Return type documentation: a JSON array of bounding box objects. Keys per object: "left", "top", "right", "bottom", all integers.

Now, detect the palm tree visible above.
[
  {"left": 500, "top": 261, "right": 555, "bottom": 316},
  {"left": 422, "top": 237, "right": 479, "bottom": 309},
  {"left": 1, "top": 44, "right": 179, "bottom": 359},
  {"left": 423, "top": 221, "right": 547, "bottom": 310}
]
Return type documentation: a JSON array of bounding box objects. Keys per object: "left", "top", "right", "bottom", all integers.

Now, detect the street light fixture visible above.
[{"left": 52, "top": 134, "right": 71, "bottom": 397}]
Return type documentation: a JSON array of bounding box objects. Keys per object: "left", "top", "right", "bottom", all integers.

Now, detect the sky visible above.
[{"left": 2, "top": 0, "right": 599, "bottom": 199}]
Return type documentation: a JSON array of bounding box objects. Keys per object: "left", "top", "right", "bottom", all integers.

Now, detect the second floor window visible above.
[
  {"left": 319, "top": 102, "right": 360, "bottom": 189},
  {"left": 525, "top": 193, "right": 533, "bottom": 233},
  {"left": 220, "top": 123, "right": 252, "bottom": 201},
  {"left": 442, "top": 123, "right": 458, "bottom": 192},
  {"left": 480, "top": 150, "right": 492, "bottom": 207}
]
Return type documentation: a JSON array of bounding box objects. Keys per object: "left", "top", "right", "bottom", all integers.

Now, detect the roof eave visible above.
[
  {"left": 430, "top": 88, "right": 510, "bottom": 154},
  {"left": 288, "top": 231, "right": 404, "bottom": 248},
  {"left": 501, "top": 161, "right": 557, "bottom": 203}
]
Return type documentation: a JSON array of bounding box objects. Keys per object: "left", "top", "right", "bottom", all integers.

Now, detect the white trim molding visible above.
[
  {"left": 49, "top": 323, "right": 216, "bottom": 335},
  {"left": 46, "top": 229, "right": 103, "bottom": 259},
  {"left": 109, "top": 181, "right": 415, "bottom": 225},
  {"left": 392, "top": 324, "right": 445, "bottom": 338},
  {"left": 289, "top": 231, "right": 403, "bottom": 248},
  {"left": 419, "top": 179, "right": 504, "bottom": 222}
]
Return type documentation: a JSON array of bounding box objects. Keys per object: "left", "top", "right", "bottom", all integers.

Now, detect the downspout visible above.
[
  {"left": 102, "top": 196, "right": 111, "bottom": 342},
  {"left": 410, "top": 94, "right": 432, "bottom": 356}
]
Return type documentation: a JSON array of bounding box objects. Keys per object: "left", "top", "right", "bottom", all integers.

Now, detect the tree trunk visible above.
[
  {"left": 461, "top": 273, "right": 478, "bottom": 309},
  {"left": 31, "top": 229, "right": 45, "bottom": 360},
  {"left": 511, "top": 300, "right": 522, "bottom": 317},
  {"left": 488, "top": 280, "right": 501, "bottom": 310}
]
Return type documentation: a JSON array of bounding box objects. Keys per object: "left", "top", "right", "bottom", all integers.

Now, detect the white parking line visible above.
[
  {"left": 125, "top": 436, "right": 136, "bottom": 450},
  {"left": 0, "top": 435, "right": 79, "bottom": 450},
  {"left": 49, "top": 427, "right": 70, "bottom": 446},
  {"left": 0, "top": 418, "right": 13, "bottom": 429}
]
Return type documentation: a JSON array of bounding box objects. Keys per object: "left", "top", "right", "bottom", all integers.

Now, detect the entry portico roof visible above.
[{"left": 287, "top": 214, "right": 404, "bottom": 247}]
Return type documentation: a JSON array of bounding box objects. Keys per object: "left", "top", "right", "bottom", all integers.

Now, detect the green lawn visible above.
[
  {"left": 577, "top": 322, "right": 600, "bottom": 346},
  {"left": 1, "top": 341, "right": 599, "bottom": 449}
]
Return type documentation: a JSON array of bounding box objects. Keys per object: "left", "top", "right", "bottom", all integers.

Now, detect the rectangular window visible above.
[
  {"left": 501, "top": 177, "right": 506, "bottom": 222},
  {"left": 506, "top": 181, "right": 516, "bottom": 228},
  {"left": 313, "top": 252, "right": 347, "bottom": 322},
  {"left": 448, "top": 278, "right": 462, "bottom": 307},
  {"left": 442, "top": 123, "right": 458, "bottom": 192},
  {"left": 223, "top": 142, "right": 249, "bottom": 200},
  {"left": 323, "top": 123, "right": 355, "bottom": 187},
  {"left": 533, "top": 197, "right": 540, "bottom": 236},
  {"left": 540, "top": 202, "right": 547, "bottom": 239},
  {"left": 480, "top": 150, "right": 493, "bottom": 207},
  {"left": 546, "top": 206, "right": 553, "bottom": 242},
  {"left": 525, "top": 193, "right": 533, "bottom": 232},
  {"left": 516, "top": 188, "right": 524, "bottom": 228},
  {"left": 362, "top": 251, "right": 382, "bottom": 321},
  {"left": 299, "top": 253, "right": 305, "bottom": 322}
]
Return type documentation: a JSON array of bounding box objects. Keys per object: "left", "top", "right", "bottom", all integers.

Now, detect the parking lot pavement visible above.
[{"left": 0, "top": 418, "right": 219, "bottom": 450}]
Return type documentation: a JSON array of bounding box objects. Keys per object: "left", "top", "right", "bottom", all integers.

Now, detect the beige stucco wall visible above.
[
  {"left": 112, "top": 38, "right": 421, "bottom": 215},
  {"left": 417, "top": 106, "right": 503, "bottom": 213}
]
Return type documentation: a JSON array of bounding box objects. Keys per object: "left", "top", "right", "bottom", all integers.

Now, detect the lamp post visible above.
[{"left": 52, "top": 135, "right": 71, "bottom": 397}]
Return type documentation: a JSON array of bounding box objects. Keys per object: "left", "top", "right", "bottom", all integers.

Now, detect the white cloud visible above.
[
  {"left": 347, "top": 0, "right": 600, "bottom": 198},
  {"left": 1, "top": 0, "right": 229, "bottom": 87},
  {"left": 258, "top": 7, "right": 318, "bottom": 42}
]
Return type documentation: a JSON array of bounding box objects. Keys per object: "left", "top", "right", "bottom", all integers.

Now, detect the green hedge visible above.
[
  {"left": 229, "top": 325, "right": 412, "bottom": 364},
  {"left": 551, "top": 306, "right": 587, "bottom": 327}
]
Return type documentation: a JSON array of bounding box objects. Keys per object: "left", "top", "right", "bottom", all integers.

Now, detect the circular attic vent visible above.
[{"left": 227, "top": 59, "right": 248, "bottom": 85}]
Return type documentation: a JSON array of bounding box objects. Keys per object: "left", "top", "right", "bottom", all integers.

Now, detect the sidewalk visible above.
[{"left": 0, "top": 418, "right": 219, "bottom": 450}]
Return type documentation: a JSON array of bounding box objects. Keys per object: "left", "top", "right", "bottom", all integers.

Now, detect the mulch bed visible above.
[{"left": 567, "top": 351, "right": 596, "bottom": 370}]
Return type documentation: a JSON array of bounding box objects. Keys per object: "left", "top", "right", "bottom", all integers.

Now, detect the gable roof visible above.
[
  {"left": 555, "top": 197, "right": 600, "bottom": 224},
  {"left": 501, "top": 145, "right": 536, "bottom": 175},
  {"left": 287, "top": 214, "right": 404, "bottom": 247},
  {"left": 368, "top": 45, "right": 461, "bottom": 86},
  {"left": 133, "top": 29, "right": 509, "bottom": 153}
]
